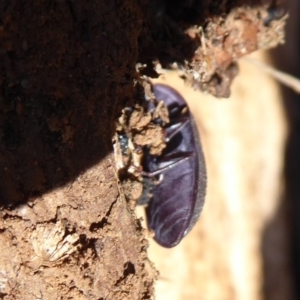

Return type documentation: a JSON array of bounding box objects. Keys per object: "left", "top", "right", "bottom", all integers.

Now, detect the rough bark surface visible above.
[
  {"left": 0, "top": 1, "right": 156, "bottom": 299},
  {"left": 0, "top": 0, "right": 289, "bottom": 299}
]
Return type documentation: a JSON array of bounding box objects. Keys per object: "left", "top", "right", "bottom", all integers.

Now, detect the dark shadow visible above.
[
  {"left": 261, "top": 201, "right": 296, "bottom": 300},
  {"left": 261, "top": 0, "right": 300, "bottom": 298},
  {"left": 0, "top": 0, "right": 139, "bottom": 207}
]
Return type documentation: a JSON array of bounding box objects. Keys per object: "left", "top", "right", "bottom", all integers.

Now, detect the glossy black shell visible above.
[{"left": 142, "top": 84, "right": 207, "bottom": 248}]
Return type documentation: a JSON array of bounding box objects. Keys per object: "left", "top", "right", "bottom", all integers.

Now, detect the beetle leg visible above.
[
  {"left": 164, "top": 116, "right": 189, "bottom": 142},
  {"left": 137, "top": 177, "right": 155, "bottom": 205},
  {"left": 141, "top": 151, "right": 194, "bottom": 177}
]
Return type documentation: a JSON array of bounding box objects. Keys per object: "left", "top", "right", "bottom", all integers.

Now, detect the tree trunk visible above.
[{"left": 0, "top": 1, "right": 155, "bottom": 299}]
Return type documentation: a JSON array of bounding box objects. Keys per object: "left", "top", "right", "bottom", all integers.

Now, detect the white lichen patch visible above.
[{"left": 31, "top": 221, "right": 80, "bottom": 262}]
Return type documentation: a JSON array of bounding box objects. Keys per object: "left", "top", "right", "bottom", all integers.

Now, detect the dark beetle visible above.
[{"left": 139, "top": 84, "right": 207, "bottom": 248}]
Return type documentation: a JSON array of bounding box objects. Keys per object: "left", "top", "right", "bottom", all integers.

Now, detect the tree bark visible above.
[{"left": 0, "top": 1, "right": 155, "bottom": 299}]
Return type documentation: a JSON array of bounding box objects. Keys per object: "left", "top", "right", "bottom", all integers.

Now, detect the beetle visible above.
[{"left": 138, "top": 83, "right": 207, "bottom": 248}]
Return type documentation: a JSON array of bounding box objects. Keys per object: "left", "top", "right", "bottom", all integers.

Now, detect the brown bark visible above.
[{"left": 0, "top": 1, "right": 155, "bottom": 299}]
